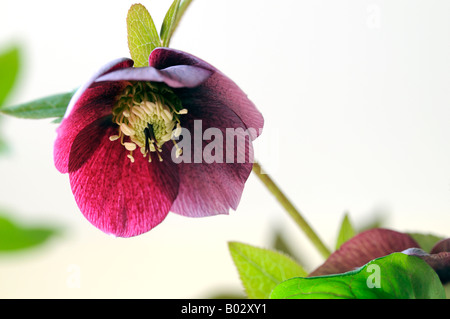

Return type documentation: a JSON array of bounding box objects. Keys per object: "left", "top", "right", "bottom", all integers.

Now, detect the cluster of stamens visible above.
[{"left": 109, "top": 81, "right": 187, "bottom": 163}]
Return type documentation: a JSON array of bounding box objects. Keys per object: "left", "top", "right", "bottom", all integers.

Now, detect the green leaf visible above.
[
  {"left": 0, "top": 45, "right": 20, "bottom": 107},
  {"left": 160, "top": 0, "right": 193, "bottom": 47},
  {"left": 172, "top": 0, "right": 193, "bottom": 36},
  {"left": 127, "top": 3, "right": 161, "bottom": 67},
  {"left": 229, "top": 242, "right": 307, "bottom": 299},
  {"left": 0, "top": 213, "right": 60, "bottom": 253},
  {"left": 335, "top": 213, "right": 356, "bottom": 250},
  {"left": 160, "top": 0, "right": 181, "bottom": 47},
  {"left": 270, "top": 252, "right": 446, "bottom": 299},
  {"left": 0, "top": 90, "right": 75, "bottom": 120}
]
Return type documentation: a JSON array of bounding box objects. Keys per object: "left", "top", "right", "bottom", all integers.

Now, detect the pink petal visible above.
[
  {"left": 55, "top": 58, "right": 134, "bottom": 173},
  {"left": 149, "top": 48, "right": 264, "bottom": 140},
  {"left": 170, "top": 97, "right": 254, "bottom": 217},
  {"left": 54, "top": 82, "right": 124, "bottom": 173},
  {"left": 69, "top": 123, "right": 179, "bottom": 237}
]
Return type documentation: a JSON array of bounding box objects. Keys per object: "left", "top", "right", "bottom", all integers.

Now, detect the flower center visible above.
[{"left": 109, "top": 81, "right": 186, "bottom": 163}]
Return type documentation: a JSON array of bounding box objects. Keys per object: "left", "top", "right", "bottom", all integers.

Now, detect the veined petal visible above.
[
  {"left": 55, "top": 58, "right": 135, "bottom": 173},
  {"left": 69, "top": 124, "right": 179, "bottom": 238},
  {"left": 149, "top": 48, "right": 264, "bottom": 140},
  {"left": 170, "top": 97, "right": 254, "bottom": 217},
  {"left": 54, "top": 82, "right": 124, "bottom": 173},
  {"left": 95, "top": 65, "right": 212, "bottom": 89}
]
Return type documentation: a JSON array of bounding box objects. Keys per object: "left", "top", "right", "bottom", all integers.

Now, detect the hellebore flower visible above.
[{"left": 54, "top": 48, "right": 264, "bottom": 237}]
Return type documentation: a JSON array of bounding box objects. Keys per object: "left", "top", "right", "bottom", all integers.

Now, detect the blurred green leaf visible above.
[
  {"left": 0, "top": 213, "right": 60, "bottom": 253},
  {"left": 160, "top": 0, "right": 181, "bottom": 47},
  {"left": 0, "top": 139, "right": 6, "bottom": 154},
  {"left": 0, "top": 45, "right": 20, "bottom": 107},
  {"left": 335, "top": 213, "right": 355, "bottom": 250},
  {"left": 357, "top": 208, "right": 387, "bottom": 232},
  {"left": 127, "top": 3, "right": 161, "bottom": 67},
  {"left": 271, "top": 231, "right": 299, "bottom": 261},
  {"left": 229, "top": 242, "right": 307, "bottom": 299},
  {"left": 270, "top": 253, "right": 446, "bottom": 299},
  {"left": 0, "top": 116, "right": 8, "bottom": 155},
  {"left": 0, "top": 90, "right": 75, "bottom": 120},
  {"left": 270, "top": 229, "right": 310, "bottom": 270}
]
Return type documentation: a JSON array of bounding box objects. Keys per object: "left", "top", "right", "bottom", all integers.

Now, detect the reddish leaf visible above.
[
  {"left": 431, "top": 238, "right": 450, "bottom": 254},
  {"left": 310, "top": 228, "right": 419, "bottom": 276}
]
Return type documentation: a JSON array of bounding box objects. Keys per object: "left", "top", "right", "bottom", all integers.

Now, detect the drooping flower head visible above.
[{"left": 54, "top": 48, "right": 264, "bottom": 237}]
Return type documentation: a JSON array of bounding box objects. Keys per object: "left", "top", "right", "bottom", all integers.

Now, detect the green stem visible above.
[{"left": 252, "top": 162, "right": 331, "bottom": 259}]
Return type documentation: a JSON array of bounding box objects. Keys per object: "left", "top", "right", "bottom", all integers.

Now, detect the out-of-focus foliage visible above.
[
  {"left": 0, "top": 45, "right": 20, "bottom": 107},
  {"left": 0, "top": 44, "right": 21, "bottom": 154},
  {"left": 0, "top": 44, "right": 61, "bottom": 253},
  {"left": 0, "top": 212, "right": 60, "bottom": 253}
]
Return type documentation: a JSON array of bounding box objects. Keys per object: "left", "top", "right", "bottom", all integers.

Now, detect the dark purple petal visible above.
[
  {"left": 69, "top": 124, "right": 179, "bottom": 237},
  {"left": 95, "top": 65, "right": 212, "bottom": 89},
  {"left": 149, "top": 48, "right": 264, "bottom": 140},
  {"left": 310, "top": 228, "right": 420, "bottom": 276},
  {"left": 170, "top": 95, "right": 254, "bottom": 217},
  {"left": 431, "top": 238, "right": 450, "bottom": 254},
  {"left": 54, "top": 82, "right": 125, "bottom": 173},
  {"left": 403, "top": 248, "right": 450, "bottom": 284}
]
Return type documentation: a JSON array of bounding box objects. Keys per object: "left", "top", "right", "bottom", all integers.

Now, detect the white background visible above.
[{"left": 0, "top": 0, "right": 449, "bottom": 298}]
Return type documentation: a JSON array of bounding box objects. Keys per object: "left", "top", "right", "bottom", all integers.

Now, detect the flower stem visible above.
[{"left": 252, "top": 162, "right": 331, "bottom": 259}]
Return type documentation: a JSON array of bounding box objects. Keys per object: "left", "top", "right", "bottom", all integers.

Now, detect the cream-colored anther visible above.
[
  {"left": 132, "top": 106, "right": 146, "bottom": 118},
  {"left": 109, "top": 135, "right": 120, "bottom": 142},
  {"left": 173, "top": 123, "right": 182, "bottom": 138},
  {"left": 143, "top": 101, "right": 155, "bottom": 114},
  {"left": 161, "top": 132, "right": 172, "bottom": 142},
  {"left": 162, "top": 108, "right": 173, "bottom": 122},
  {"left": 120, "top": 123, "right": 135, "bottom": 136},
  {"left": 176, "top": 147, "right": 183, "bottom": 158},
  {"left": 160, "top": 112, "right": 171, "bottom": 123},
  {"left": 124, "top": 142, "right": 137, "bottom": 151},
  {"left": 178, "top": 109, "right": 188, "bottom": 115},
  {"left": 154, "top": 103, "right": 161, "bottom": 117}
]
